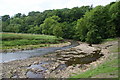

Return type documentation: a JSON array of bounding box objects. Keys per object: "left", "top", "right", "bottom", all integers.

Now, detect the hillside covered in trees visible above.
[{"left": 2, "top": 1, "right": 120, "bottom": 44}]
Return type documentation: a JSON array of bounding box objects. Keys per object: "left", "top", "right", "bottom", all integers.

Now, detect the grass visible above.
[
  {"left": 102, "top": 38, "right": 118, "bottom": 42},
  {"left": 71, "top": 54, "right": 118, "bottom": 78},
  {"left": 110, "top": 46, "right": 120, "bottom": 53},
  {"left": 70, "top": 39, "right": 119, "bottom": 79},
  {"left": 1, "top": 33, "right": 64, "bottom": 51}
]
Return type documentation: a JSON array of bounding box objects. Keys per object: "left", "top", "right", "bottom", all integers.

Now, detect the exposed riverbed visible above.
[{"left": 1, "top": 40, "right": 117, "bottom": 78}]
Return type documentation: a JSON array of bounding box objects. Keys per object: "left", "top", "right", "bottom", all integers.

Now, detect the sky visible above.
[{"left": 0, "top": 0, "right": 116, "bottom": 16}]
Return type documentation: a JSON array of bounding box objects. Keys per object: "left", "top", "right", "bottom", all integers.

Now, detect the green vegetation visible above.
[
  {"left": 1, "top": 33, "right": 63, "bottom": 50},
  {"left": 109, "top": 40, "right": 120, "bottom": 53},
  {"left": 103, "top": 38, "right": 118, "bottom": 42},
  {"left": 2, "top": 6, "right": 92, "bottom": 39},
  {"left": 76, "top": 1, "right": 120, "bottom": 43},
  {"left": 2, "top": 1, "right": 119, "bottom": 44},
  {"left": 71, "top": 54, "right": 118, "bottom": 78},
  {"left": 71, "top": 55, "right": 118, "bottom": 78},
  {"left": 112, "top": 47, "right": 120, "bottom": 53}
]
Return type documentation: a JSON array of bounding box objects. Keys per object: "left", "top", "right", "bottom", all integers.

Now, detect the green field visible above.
[{"left": 1, "top": 33, "right": 64, "bottom": 51}]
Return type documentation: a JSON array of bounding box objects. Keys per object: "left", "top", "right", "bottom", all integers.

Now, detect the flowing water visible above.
[{"left": 0, "top": 41, "right": 79, "bottom": 63}]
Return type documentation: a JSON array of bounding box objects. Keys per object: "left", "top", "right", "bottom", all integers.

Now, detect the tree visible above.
[
  {"left": 14, "top": 13, "right": 22, "bottom": 18},
  {"left": 27, "top": 25, "right": 35, "bottom": 33},
  {"left": 7, "top": 24, "right": 20, "bottom": 33},
  {"left": 28, "top": 11, "right": 40, "bottom": 16},
  {"left": 86, "top": 27, "right": 102, "bottom": 44},
  {"left": 40, "top": 16, "right": 60, "bottom": 35},
  {"left": 25, "top": 16, "right": 35, "bottom": 25},
  {"left": 60, "top": 21, "right": 76, "bottom": 39},
  {"left": 40, "top": 18, "right": 54, "bottom": 35},
  {"left": 76, "top": 18, "right": 88, "bottom": 41},
  {"left": 27, "top": 25, "right": 40, "bottom": 34},
  {"left": 109, "top": 1, "right": 120, "bottom": 37},
  {"left": 2, "top": 15, "right": 10, "bottom": 32},
  {"left": 76, "top": 5, "right": 112, "bottom": 43},
  {"left": 2, "top": 2, "right": 118, "bottom": 43},
  {"left": 53, "top": 24, "right": 63, "bottom": 38},
  {"left": 2, "top": 15, "right": 10, "bottom": 22}
]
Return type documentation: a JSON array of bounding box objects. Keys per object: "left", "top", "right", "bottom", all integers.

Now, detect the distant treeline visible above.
[{"left": 2, "top": 1, "right": 120, "bottom": 44}]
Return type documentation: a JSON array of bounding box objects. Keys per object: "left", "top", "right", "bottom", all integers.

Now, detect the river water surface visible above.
[{"left": 0, "top": 41, "right": 79, "bottom": 63}]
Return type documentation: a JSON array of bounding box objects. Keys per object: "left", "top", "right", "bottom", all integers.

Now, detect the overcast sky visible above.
[{"left": 0, "top": 0, "right": 116, "bottom": 16}]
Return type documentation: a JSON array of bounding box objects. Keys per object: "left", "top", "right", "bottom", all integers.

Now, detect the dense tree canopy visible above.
[
  {"left": 40, "top": 16, "right": 60, "bottom": 35},
  {"left": 2, "top": 1, "right": 119, "bottom": 44},
  {"left": 76, "top": 1, "right": 119, "bottom": 43}
]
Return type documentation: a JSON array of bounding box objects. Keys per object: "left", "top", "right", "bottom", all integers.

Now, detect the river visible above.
[{"left": 0, "top": 41, "right": 79, "bottom": 63}]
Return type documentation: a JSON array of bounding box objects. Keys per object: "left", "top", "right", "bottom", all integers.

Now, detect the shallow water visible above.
[
  {"left": 26, "top": 52, "right": 103, "bottom": 78},
  {"left": 0, "top": 41, "right": 79, "bottom": 63},
  {"left": 56, "top": 50, "right": 104, "bottom": 66},
  {"left": 26, "top": 61, "right": 49, "bottom": 78},
  {"left": 65, "top": 53, "right": 104, "bottom": 66},
  {"left": 26, "top": 61, "right": 67, "bottom": 78},
  {"left": 26, "top": 71, "right": 43, "bottom": 78}
]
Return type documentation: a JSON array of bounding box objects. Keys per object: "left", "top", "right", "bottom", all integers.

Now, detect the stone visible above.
[
  {"left": 33, "top": 61, "right": 39, "bottom": 64},
  {"left": 13, "top": 70, "right": 17, "bottom": 73}
]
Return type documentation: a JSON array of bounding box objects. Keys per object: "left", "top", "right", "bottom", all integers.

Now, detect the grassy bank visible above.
[
  {"left": 1, "top": 33, "right": 65, "bottom": 52},
  {"left": 70, "top": 39, "right": 119, "bottom": 79},
  {"left": 71, "top": 53, "right": 118, "bottom": 78},
  {"left": 102, "top": 38, "right": 118, "bottom": 42}
]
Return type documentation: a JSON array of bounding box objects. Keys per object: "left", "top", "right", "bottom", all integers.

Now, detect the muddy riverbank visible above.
[{"left": 1, "top": 40, "right": 118, "bottom": 78}]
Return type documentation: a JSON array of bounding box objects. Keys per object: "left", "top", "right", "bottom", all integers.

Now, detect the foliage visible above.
[
  {"left": 86, "top": 29, "right": 102, "bottom": 44},
  {"left": 75, "top": 1, "right": 119, "bottom": 44},
  {"left": 40, "top": 16, "right": 60, "bottom": 35},
  {"left": 109, "top": 1, "right": 120, "bottom": 37},
  {"left": 2, "top": 1, "right": 119, "bottom": 44},
  {"left": 102, "top": 38, "right": 118, "bottom": 42},
  {"left": 76, "top": 18, "right": 88, "bottom": 41},
  {"left": 53, "top": 24, "right": 63, "bottom": 38}
]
